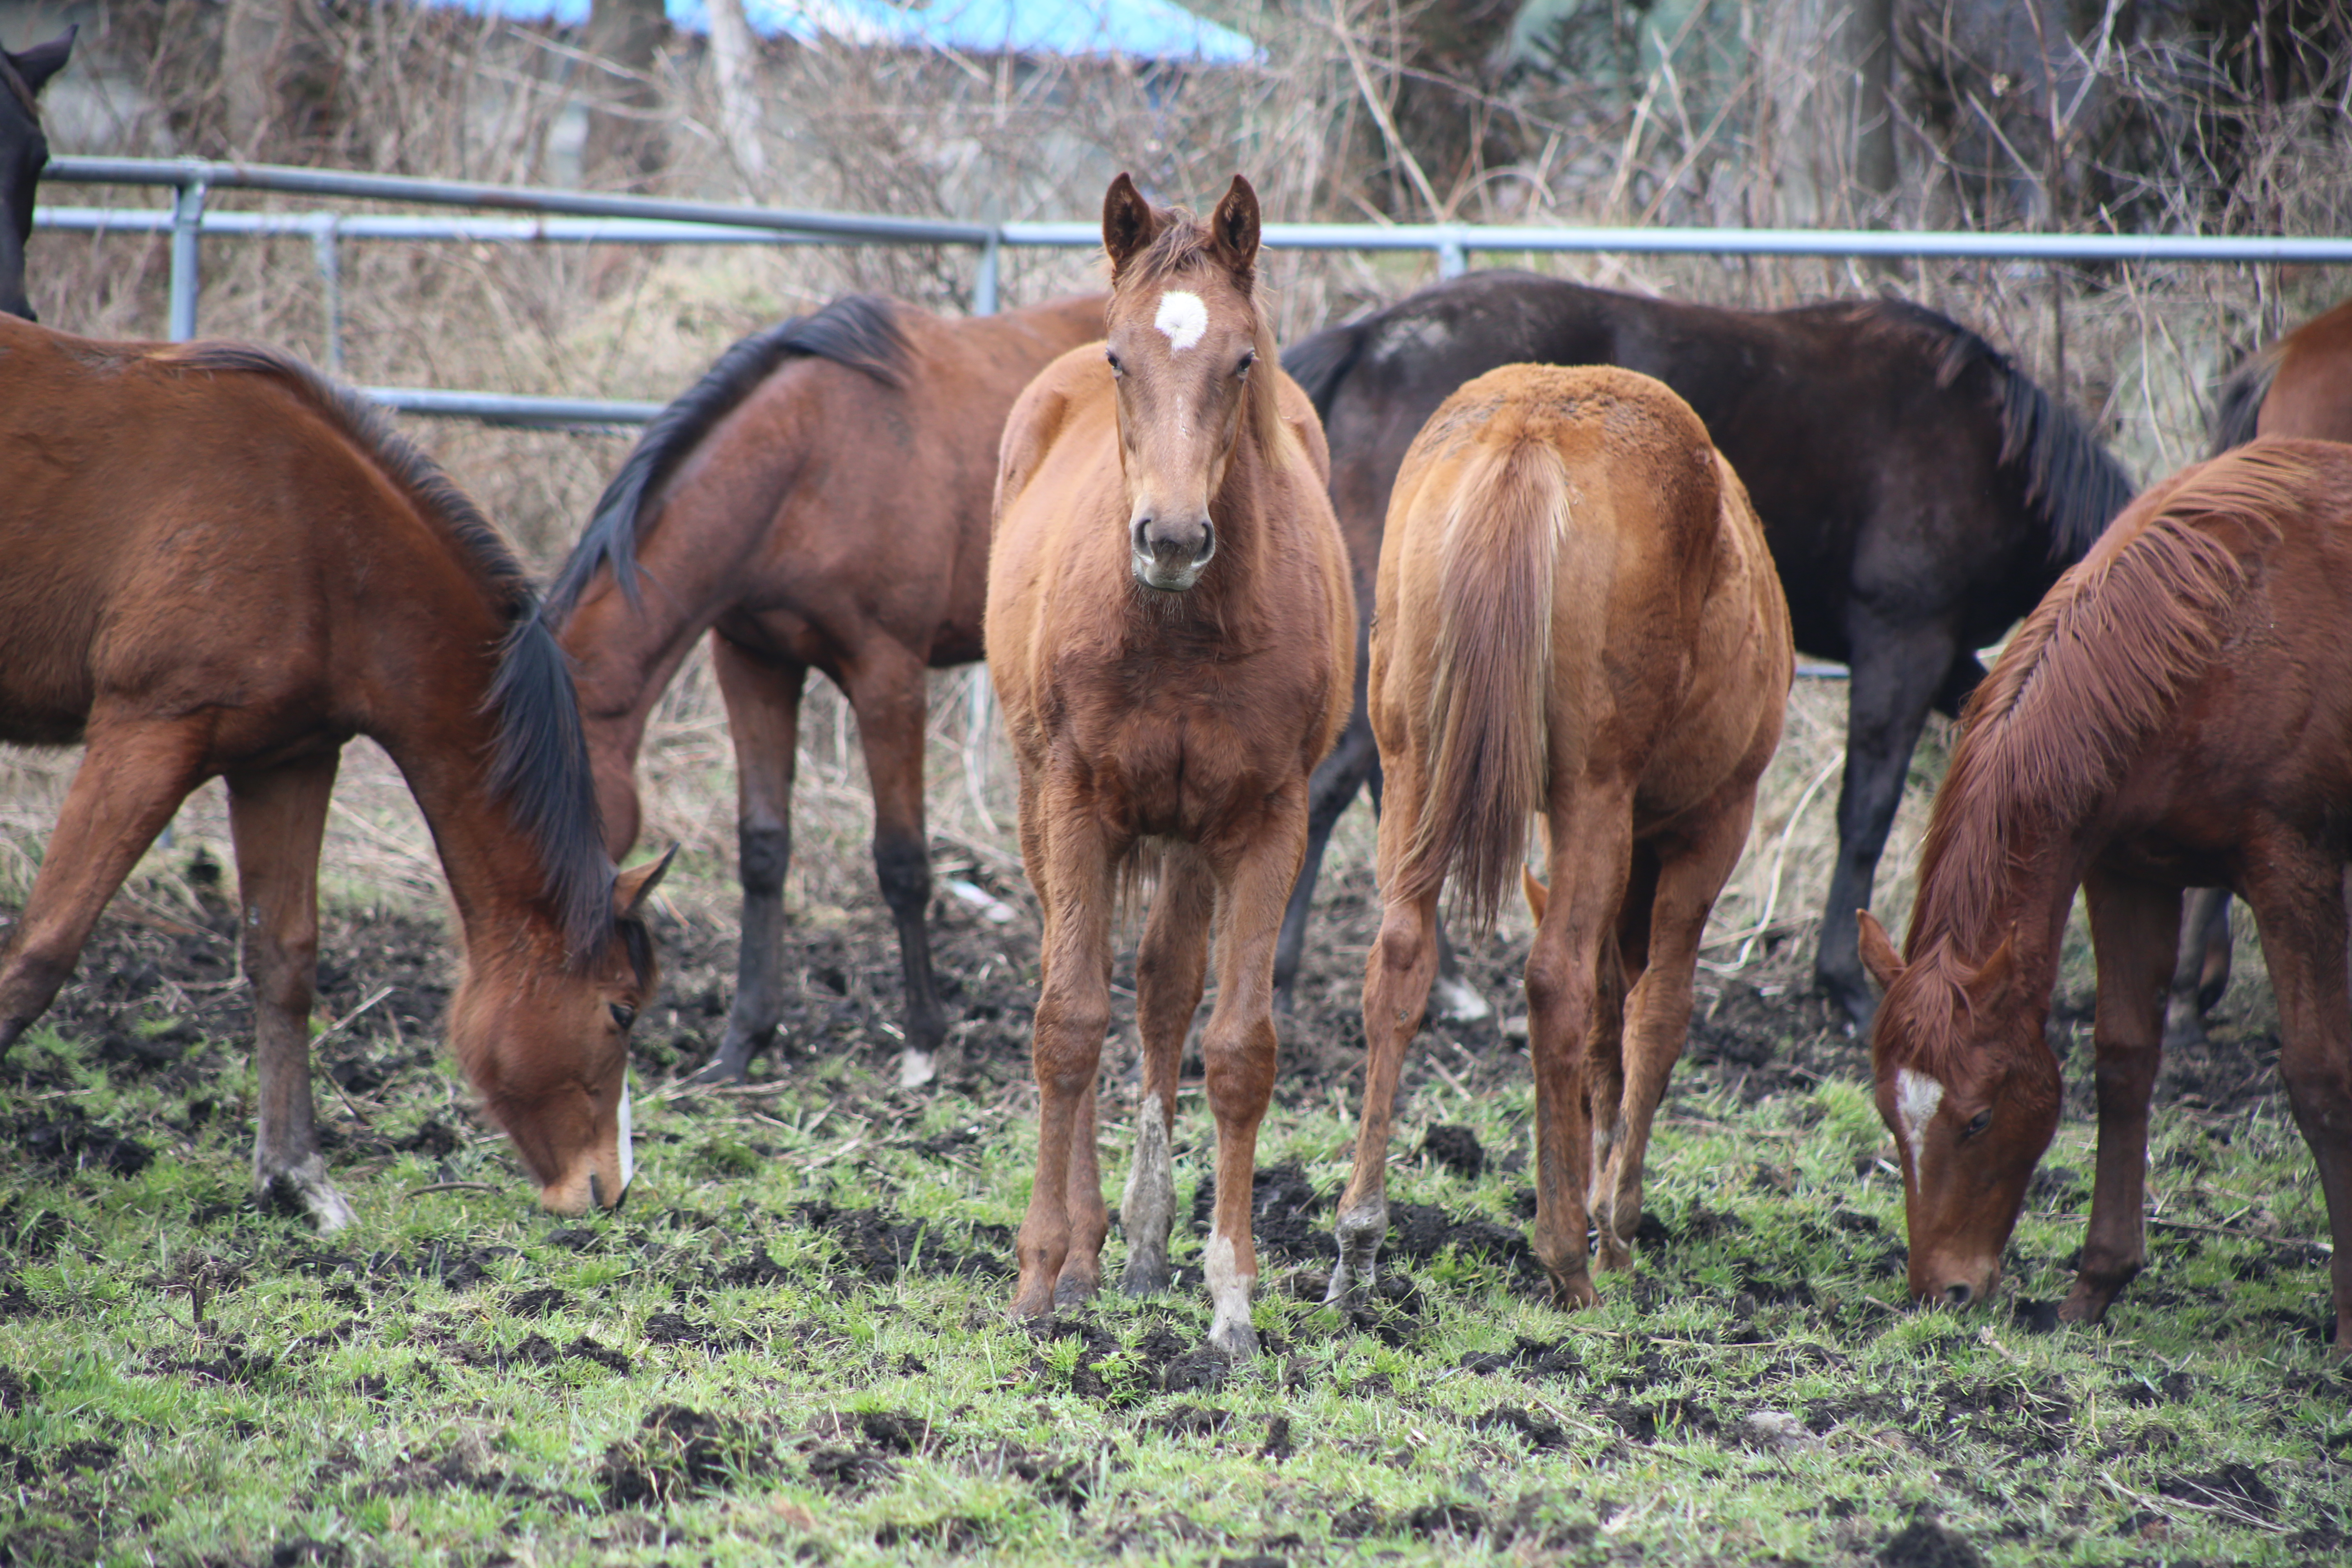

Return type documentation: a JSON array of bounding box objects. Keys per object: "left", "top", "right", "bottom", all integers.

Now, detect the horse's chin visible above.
[
  {"left": 1132, "top": 556, "right": 1207, "bottom": 594},
  {"left": 534, "top": 1145, "right": 633, "bottom": 1214}
]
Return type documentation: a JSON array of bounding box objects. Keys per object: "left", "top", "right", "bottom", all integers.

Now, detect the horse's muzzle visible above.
[{"left": 1131, "top": 514, "right": 1214, "bottom": 592}]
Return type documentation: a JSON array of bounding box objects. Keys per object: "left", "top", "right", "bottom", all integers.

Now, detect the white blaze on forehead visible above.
[
  {"left": 1894, "top": 1067, "right": 1945, "bottom": 1149},
  {"left": 1154, "top": 290, "right": 1209, "bottom": 352}
]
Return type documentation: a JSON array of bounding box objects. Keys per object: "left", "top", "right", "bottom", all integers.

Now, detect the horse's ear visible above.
[
  {"left": 1857, "top": 909, "right": 1904, "bottom": 991},
  {"left": 1102, "top": 173, "right": 1159, "bottom": 276},
  {"left": 1209, "top": 174, "right": 1261, "bottom": 277},
  {"left": 1521, "top": 866, "right": 1550, "bottom": 923},
  {"left": 615, "top": 844, "right": 678, "bottom": 920},
  {"left": 9, "top": 25, "right": 76, "bottom": 95},
  {"left": 1970, "top": 925, "right": 2020, "bottom": 1009}
]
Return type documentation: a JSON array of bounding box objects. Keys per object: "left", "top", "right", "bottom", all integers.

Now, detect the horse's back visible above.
[{"left": 2257, "top": 298, "right": 2352, "bottom": 444}]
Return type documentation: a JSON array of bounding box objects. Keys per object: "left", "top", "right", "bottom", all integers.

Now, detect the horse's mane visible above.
[
  {"left": 1117, "top": 208, "right": 1285, "bottom": 461},
  {"left": 1280, "top": 318, "right": 1367, "bottom": 422},
  {"left": 1855, "top": 298, "right": 2134, "bottom": 564},
  {"left": 2207, "top": 337, "right": 2283, "bottom": 457},
  {"left": 157, "top": 340, "right": 615, "bottom": 962},
  {"left": 1904, "top": 445, "right": 2313, "bottom": 961},
  {"left": 542, "top": 293, "right": 911, "bottom": 622}
]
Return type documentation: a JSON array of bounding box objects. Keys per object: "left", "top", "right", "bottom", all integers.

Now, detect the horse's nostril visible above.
[{"left": 1945, "top": 1283, "right": 1973, "bottom": 1308}]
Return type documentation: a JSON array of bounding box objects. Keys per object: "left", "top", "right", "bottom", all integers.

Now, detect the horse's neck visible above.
[{"left": 1911, "top": 804, "right": 2087, "bottom": 984}]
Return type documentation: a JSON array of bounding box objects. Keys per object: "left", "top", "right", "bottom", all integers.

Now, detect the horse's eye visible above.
[
  {"left": 1105, "top": 350, "right": 1123, "bottom": 376},
  {"left": 1962, "top": 1109, "right": 1992, "bottom": 1139},
  {"left": 609, "top": 1003, "right": 637, "bottom": 1031},
  {"left": 1236, "top": 350, "right": 1256, "bottom": 376}
]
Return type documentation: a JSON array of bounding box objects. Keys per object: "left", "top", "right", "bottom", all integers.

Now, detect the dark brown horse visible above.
[
  {"left": 543, "top": 292, "right": 1104, "bottom": 1088},
  {"left": 1327, "top": 364, "right": 1790, "bottom": 1307},
  {"left": 2170, "top": 297, "right": 2352, "bottom": 1047},
  {"left": 1, "top": 25, "right": 74, "bottom": 322},
  {"left": 0, "top": 316, "right": 670, "bottom": 1227},
  {"left": 1859, "top": 438, "right": 2352, "bottom": 1355},
  {"left": 988, "top": 175, "right": 1352, "bottom": 1356},
  {"left": 1275, "top": 272, "right": 2134, "bottom": 1029}
]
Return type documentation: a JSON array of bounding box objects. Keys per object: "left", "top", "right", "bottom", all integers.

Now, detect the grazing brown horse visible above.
[
  {"left": 0, "top": 317, "right": 670, "bottom": 1227},
  {"left": 2170, "top": 297, "right": 2352, "bottom": 1047},
  {"left": 1325, "top": 365, "right": 1791, "bottom": 1306},
  {"left": 1859, "top": 438, "right": 2352, "bottom": 1355},
  {"left": 544, "top": 292, "right": 1104, "bottom": 1088},
  {"left": 2, "top": 25, "right": 74, "bottom": 323},
  {"left": 988, "top": 174, "right": 1352, "bottom": 1356}
]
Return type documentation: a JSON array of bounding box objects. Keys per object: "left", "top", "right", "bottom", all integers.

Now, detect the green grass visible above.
[{"left": 2, "top": 955, "right": 2347, "bottom": 1568}]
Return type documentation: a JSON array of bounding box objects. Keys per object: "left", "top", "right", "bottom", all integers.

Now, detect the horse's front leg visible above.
[
  {"left": 2062, "top": 869, "right": 2178, "bottom": 1326},
  {"left": 1198, "top": 793, "right": 1310, "bottom": 1359},
  {"left": 1120, "top": 849, "right": 1213, "bottom": 1298},
  {"left": 227, "top": 753, "right": 352, "bottom": 1231},
  {"left": 1012, "top": 799, "right": 1115, "bottom": 1323},
  {"left": 2237, "top": 852, "right": 2352, "bottom": 1357},
  {"left": 695, "top": 637, "right": 806, "bottom": 1085},
  {"left": 844, "top": 644, "right": 951, "bottom": 1088}
]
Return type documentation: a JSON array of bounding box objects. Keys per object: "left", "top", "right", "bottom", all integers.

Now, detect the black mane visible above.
[
  {"left": 2206, "top": 339, "right": 2280, "bottom": 458},
  {"left": 1869, "top": 297, "right": 2136, "bottom": 564},
  {"left": 543, "top": 293, "right": 912, "bottom": 622},
  {"left": 163, "top": 340, "right": 615, "bottom": 961}
]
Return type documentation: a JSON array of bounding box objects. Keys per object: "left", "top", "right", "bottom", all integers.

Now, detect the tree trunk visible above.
[
  {"left": 706, "top": 0, "right": 765, "bottom": 184},
  {"left": 583, "top": 0, "right": 667, "bottom": 187}
]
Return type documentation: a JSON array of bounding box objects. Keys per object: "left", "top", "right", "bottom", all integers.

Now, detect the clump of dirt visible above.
[
  {"left": 793, "top": 1199, "right": 1009, "bottom": 1282},
  {"left": 1474, "top": 1405, "right": 1573, "bottom": 1451},
  {"left": 1420, "top": 1124, "right": 1487, "bottom": 1178},
  {"left": 355, "top": 1449, "right": 590, "bottom": 1512},
  {"left": 1458, "top": 1334, "right": 1582, "bottom": 1379},
  {"left": 598, "top": 1405, "right": 775, "bottom": 1508},
  {"left": 504, "top": 1286, "right": 569, "bottom": 1319},
  {"left": 2159, "top": 1463, "right": 2279, "bottom": 1521},
  {"left": 1878, "top": 1518, "right": 1986, "bottom": 1568},
  {"left": 12, "top": 1107, "right": 152, "bottom": 1178},
  {"left": 1147, "top": 1404, "right": 1232, "bottom": 1439}
]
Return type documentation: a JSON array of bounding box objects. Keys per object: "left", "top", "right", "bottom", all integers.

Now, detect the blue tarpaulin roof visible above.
[{"left": 460, "top": 0, "right": 1261, "bottom": 63}]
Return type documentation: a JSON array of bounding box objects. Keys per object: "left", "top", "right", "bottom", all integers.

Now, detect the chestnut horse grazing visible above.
[
  {"left": 1326, "top": 365, "right": 1791, "bottom": 1307},
  {"left": 1, "top": 25, "right": 74, "bottom": 322},
  {"left": 544, "top": 292, "right": 1103, "bottom": 1088},
  {"left": 987, "top": 175, "right": 1352, "bottom": 1356},
  {"left": 1859, "top": 438, "right": 2352, "bottom": 1354},
  {"left": 0, "top": 318, "right": 670, "bottom": 1227}
]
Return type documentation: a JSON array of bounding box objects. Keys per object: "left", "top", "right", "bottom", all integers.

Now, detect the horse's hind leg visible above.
[
  {"left": 226, "top": 754, "right": 352, "bottom": 1231},
  {"left": 2162, "top": 888, "right": 2234, "bottom": 1050},
  {"left": 2062, "top": 869, "right": 2177, "bottom": 1327},
  {"left": 696, "top": 636, "right": 806, "bottom": 1085},
  {"left": 1121, "top": 850, "right": 1213, "bottom": 1298},
  {"left": 2237, "top": 854, "right": 2352, "bottom": 1357},
  {"left": 0, "top": 721, "right": 207, "bottom": 1054},
  {"left": 1584, "top": 848, "right": 1654, "bottom": 1272},
  {"left": 1328, "top": 882, "right": 1439, "bottom": 1307},
  {"left": 844, "top": 646, "right": 949, "bottom": 1088},
  {"left": 1599, "top": 797, "right": 1754, "bottom": 1271}
]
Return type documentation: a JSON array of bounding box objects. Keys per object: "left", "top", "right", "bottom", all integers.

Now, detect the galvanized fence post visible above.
[
  {"left": 167, "top": 172, "right": 207, "bottom": 342},
  {"left": 975, "top": 227, "right": 1001, "bottom": 316}
]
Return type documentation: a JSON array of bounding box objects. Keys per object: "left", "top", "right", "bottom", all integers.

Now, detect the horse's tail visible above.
[
  {"left": 1279, "top": 318, "right": 1367, "bottom": 422},
  {"left": 1398, "top": 436, "right": 1568, "bottom": 937},
  {"left": 541, "top": 294, "right": 910, "bottom": 623},
  {"left": 2206, "top": 339, "right": 2282, "bottom": 458}
]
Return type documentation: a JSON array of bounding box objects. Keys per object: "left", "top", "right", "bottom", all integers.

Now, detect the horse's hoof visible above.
[
  {"left": 265, "top": 1168, "right": 355, "bottom": 1233},
  {"left": 1207, "top": 1312, "right": 1259, "bottom": 1361},
  {"left": 897, "top": 1049, "right": 937, "bottom": 1091},
  {"left": 1549, "top": 1271, "right": 1600, "bottom": 1310},
  {"left": 1054, "top": 1274, "right": 1099, "bottom": 1310},
  {"left": 1120, "top": 1254, "right": 1169, "bottom": 1298},
  {"left": 1321, "top": 1270, "right": 1368, "bottom": 1309},
  {"left": 684, "top": 1050, "right": 749, "bottom": 1087},
  {"left": 1594, "top": 1234, "right": 1633, "bottom": 1274},
  {"left": 2057, "top": 1285, "right": 2111, "bottom": 1326},
  {"left": 1430, "top": 973, "right": 1491, "bottom": 1024}
]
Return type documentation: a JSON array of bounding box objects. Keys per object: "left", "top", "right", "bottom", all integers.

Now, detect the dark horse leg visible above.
[
  {"left": 844, "top": 643, "right": 949, "bottom": 1088},
  {"left": 1272, "top": 703, "right": 1484, "bottom": 1022},
  {"left": 1816, "top": 613, "right": 1964, "bottom": 1031},
  {"left": 693, "top": 635, "right": 807, "bottom": 1085},
  {"left": 227, "top": 753, "right": 352, "bottom": 1230},
  {"left": 2162, "top": 888, "right": 2234, "bottom": 1050},
  {"left": 0, "top": 719, "right": 205, "bottom": 1055}
]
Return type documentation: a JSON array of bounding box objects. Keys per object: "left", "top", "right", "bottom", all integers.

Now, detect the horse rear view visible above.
[
  {"left": 0, "top": 318, "right": 669, "bottom": 1227},
  {"left": 1327, "top": 365, "right": 1791, "bottom": 1308},
  {"left": 987, "top": 174, "right": 1353, "bottom": 1356}
]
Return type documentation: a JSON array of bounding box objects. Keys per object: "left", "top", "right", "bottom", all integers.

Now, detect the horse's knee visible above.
[
  {"left": 738, "top": 822, "right": 791, "bottom": 895},
  {"left": 872, "top": 832, "right": 931, "bottom": 919}
]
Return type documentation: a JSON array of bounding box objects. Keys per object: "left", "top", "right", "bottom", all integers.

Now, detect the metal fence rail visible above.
[{"left": 36, "top": 153, "right": 2352, "bottom": 431}]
